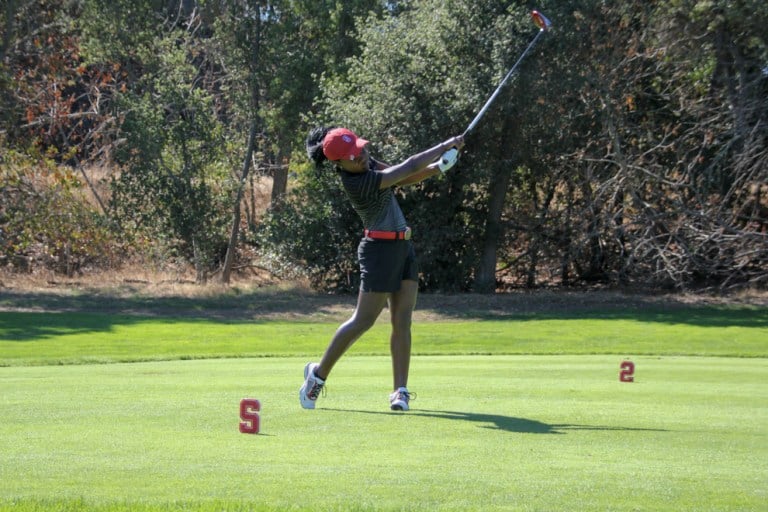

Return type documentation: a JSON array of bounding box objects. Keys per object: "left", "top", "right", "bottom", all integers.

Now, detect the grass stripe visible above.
[{"left": 1, "top": 307, "right": 767, "bottom": 367}]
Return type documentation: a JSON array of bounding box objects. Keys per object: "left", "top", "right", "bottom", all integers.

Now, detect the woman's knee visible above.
[
  {"left": 349, "top": 292, "right": 387, "bottom": 332},
  {"left": 348, "top": 309, "right": 379, "bottom": 332},
  {"left": 389, "top": 308, "right": 413, "bottom": 334}
]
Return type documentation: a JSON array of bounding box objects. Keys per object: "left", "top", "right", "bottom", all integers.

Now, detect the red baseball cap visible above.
[{"left": 322, "top": 128, "right": 369, "bottom": 161}]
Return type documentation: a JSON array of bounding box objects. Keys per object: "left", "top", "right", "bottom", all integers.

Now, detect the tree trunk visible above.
[
  {"left": 193, "top": 236, "right": 207, "bottom": 284},
  {"left": 221, "top": 3, "right": 262, "bottom": 284},
  {"left": 221, "top": 120, "right": 257, "bottom": 284},
  {"left": 473, "top": 163, "right": 512, "bottom": 293},
  {"left": 1, "top": 0, "right": 16, "bottom": 64},
  {"left": 270, "top": 151, "right": 288, "bottom": 211}
]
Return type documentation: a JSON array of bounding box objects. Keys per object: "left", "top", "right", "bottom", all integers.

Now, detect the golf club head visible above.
[{"left": 531, "top": 10, "right": 552, "bottom": 31}]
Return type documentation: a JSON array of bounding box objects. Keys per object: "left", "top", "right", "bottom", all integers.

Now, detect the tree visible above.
[
  {"left": 208, "top": 0, "right": 267, "bottom": 284},
  {"left": 107, "top": 25, "right": 231, "bottom": 283},
  {"left": 275, "top": 0, "right": 551, "bottom": 291},
  {"left": 518, "top": 0, "right": 768, "bottom": 290},
  {"left": 2, "top": 0, "right": 764, "bottom": 291},
  {"left": 209, "top": 0, "right": 389, "bottom": 283},
  {"left": 1, "top": 0, "right": 124, "bottom": 274}
]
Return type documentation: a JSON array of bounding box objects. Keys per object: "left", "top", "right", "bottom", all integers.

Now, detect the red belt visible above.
[{"left": 364, "top": 227, "right": 412, "bottom": 240}]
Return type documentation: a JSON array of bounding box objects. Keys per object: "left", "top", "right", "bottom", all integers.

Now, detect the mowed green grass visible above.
[
  {"left": 0, "top": 304, "right": 766, "bottom": 365},
  {"left": 1, "top": 357, "right": 766, "bottom": 511},
  {"left": 0, "top": 304, "right": 767, "bottom": 511}
]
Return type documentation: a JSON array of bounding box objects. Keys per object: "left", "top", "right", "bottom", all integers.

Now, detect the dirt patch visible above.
[{"left": 1, "top": 270, "right": 765, "bottom": 322}]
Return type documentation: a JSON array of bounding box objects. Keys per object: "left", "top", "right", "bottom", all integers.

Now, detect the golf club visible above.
[{"left": 462, "top": 10, "right": 552, "bottom": 137}]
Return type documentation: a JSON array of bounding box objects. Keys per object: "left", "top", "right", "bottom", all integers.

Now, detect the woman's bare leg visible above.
[
  {"left": 388, "top": 279, "right": 418, "bottom": 389},
  {"left": 315, "top": 290, "right": 389, "bottom": 380}
]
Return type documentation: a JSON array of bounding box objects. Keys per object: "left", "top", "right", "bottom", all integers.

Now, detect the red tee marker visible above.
[
  {"left": 239, "top": 399, "right": 261, "bottom": 434},
  {"left": 619, "top": 360, "right": 635, "bottom": 382}
]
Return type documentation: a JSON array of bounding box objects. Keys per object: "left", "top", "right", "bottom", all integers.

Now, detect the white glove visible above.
[{"left": 438, "top": 148, "right": 459, "bottom": 173}]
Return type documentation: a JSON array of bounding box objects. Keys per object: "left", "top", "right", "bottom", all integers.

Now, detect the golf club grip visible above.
[{"left": 463, "top": 29, "right": 545, "bottom": 137}]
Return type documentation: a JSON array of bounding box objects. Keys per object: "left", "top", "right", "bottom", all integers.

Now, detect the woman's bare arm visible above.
[
  {"left": 396, "top": 163, "right": 442, "bottom": 186},
  {"left": 377, "top": 135, "right": 463, "bottom": 189}
]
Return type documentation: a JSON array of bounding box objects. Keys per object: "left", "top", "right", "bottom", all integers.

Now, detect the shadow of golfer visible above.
[
  {"left": 322, "top": 408, "right": 668, "bottom": 435},
  {"left": 407, "top": 409, "right": 558, "bottom": 434}
]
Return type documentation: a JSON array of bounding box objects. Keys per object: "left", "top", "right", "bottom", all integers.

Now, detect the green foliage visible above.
[
  {"left": 257, "top": 164, "right": 362, "bottom": 291},
  {"left": 276, "top": 0, "right": 534, "bottom": 291},
  {"left": 78, "top": 0, "right": 169, "bottom": 64},
  {"left": 109, "top": 34, "right": 232, "bottom": 280},
  {"left": 1, "top": 0, "right": 766, "bottom": 289}
]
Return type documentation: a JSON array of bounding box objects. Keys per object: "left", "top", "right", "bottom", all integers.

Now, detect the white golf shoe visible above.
[
  {"left": 389, "top": 387, "right": 415, "bottom": 411},
  {"left": 299, "top": 362, "right": 325, "bottom": 409}
]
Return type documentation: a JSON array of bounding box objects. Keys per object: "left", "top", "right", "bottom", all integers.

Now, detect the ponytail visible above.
[{"left": 306, "top": 126, "right": 337, "bottom": 169}]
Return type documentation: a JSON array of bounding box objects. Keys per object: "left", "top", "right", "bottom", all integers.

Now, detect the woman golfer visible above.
[{"left": 300, "top": 126, "right": 464, "bottom": 411}]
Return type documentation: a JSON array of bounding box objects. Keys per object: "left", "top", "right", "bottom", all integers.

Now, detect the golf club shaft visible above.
[{"left": 463, "top": 28, "right": 546, "bottom": 137}]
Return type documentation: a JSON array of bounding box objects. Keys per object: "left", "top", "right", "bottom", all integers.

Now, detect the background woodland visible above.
[{"left": 1, "top": 0, "right": 766, "bottom": 293}]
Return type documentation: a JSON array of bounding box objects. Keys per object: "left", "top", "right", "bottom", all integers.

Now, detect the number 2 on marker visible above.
[{"left": 619, "top": 361, "right": 635, "bottom": 382}]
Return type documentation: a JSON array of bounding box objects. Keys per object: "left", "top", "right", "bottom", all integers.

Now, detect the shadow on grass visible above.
[{"left": 322, "top": 408, "right": 669, "bottom": 435}]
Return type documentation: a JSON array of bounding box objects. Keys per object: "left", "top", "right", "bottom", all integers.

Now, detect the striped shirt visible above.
[{"left": 339, "top": 159, "right": 407, "bottom": 231}]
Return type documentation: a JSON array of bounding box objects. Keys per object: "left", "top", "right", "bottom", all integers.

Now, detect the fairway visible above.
[{"left": 1, "top": 355, "right": 766, "bottom": 511}]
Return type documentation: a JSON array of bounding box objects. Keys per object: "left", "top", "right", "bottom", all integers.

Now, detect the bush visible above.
[
  {"left": 1, "top": 150, "right": 120, "bottom": 275},
  {"left": 256, "top": 164, "right": 361, "bottom": 292}
]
